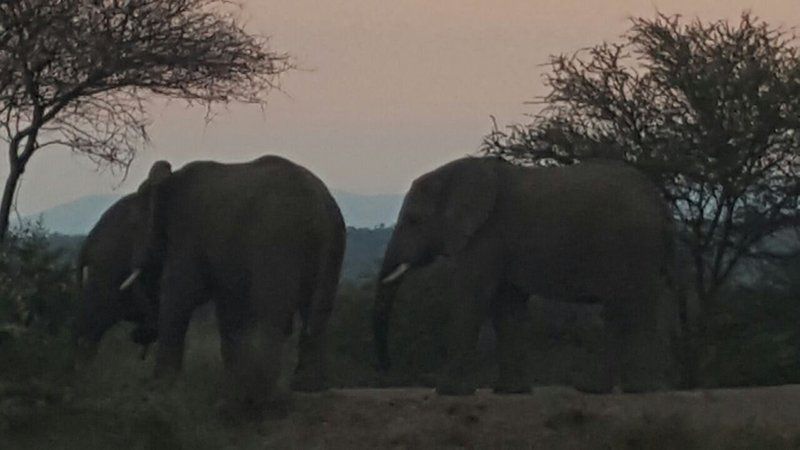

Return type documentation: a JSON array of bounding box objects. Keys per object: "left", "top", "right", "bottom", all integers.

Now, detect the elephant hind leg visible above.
[
  {"left": 491, "top": 283, "right": 533, "bottom": 394},
  {"left": 292, "top": 239, "right": 343, "bottom": 392},
  {"left": 218, "top": 273, "right": 299, "bottom": 417},
  {"left": 230, "top": 321, "right": 287, "bottom": 411},
  {"left": 603, "top": 291, "right": 669, "bottom": 394}
]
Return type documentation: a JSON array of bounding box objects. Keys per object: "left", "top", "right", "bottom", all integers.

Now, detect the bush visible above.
[
  {"left": 700, "top": 281, "right": 800, "bottom": 387},
  {"left": 0, "top": 222, "right": 77, "bottom": 341},
  {"left": 0, "top": 223, "right": 79, "bottom": 385}
]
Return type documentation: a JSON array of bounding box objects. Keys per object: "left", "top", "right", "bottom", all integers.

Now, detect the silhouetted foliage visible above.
[
  {"left": 0, "top": 0, "right": 292, "bottom": 241},
  {"left": 483, "top": 13, "right": 800, "bottom": 308},
  {"left": 2, "top": 226, "right": 799, "bottom": 398},
  {"left": 0, "top": 222, "right": 76, "bottom": 340},
  {"left": 701, "top": 272, "right": 800, "bottom": 387}
]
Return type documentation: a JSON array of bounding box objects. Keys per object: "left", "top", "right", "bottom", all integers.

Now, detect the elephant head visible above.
[
  {"left": 374, "top": 158, "right": 498, "bottom": 370},
  {"left": 74, "top": 161, "right": 172, "bottom": 360}
]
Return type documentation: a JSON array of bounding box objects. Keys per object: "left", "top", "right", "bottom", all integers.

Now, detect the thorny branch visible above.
[{"left": 0, "top": 0, "right": 292, "bottom": 240}]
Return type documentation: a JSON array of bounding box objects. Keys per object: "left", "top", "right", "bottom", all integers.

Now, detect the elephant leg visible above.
[
  {"left": 215, "top": 297, "right": 244, "bottom": 372},
  {"left": 154, "top": 261, "right": 206, "bottom": 379},
  {"left": 601, "top": 291, "right": 666, "bottom": 394},
  {"left": 617, "top": 293, "right": 670, "bottom": 393},
  {"left": 291, "top": 300, "right": 327, "bottom": 392},
  {"left": 292, "top": 252, "right": 340, "bottom": 392},
  {"left": 597, "top": 304, "right": 624, "bottom": 394},
  {"left": 224, "top": 272, "right": 299, "bottom": 416},
  {"left": 491, "top": 284, "right": 533, "bottom": 394},
  {"left": 437, "top": 258, "right": 500, "bottom": 396},
  {"left": 226, "top": 319, "right": 287, "bottom": 417}
]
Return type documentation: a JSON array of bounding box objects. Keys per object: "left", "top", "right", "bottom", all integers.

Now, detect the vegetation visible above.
[
  {"left": 0, "top": 0, "right": 292, "bottom": 241},
  {"left": 482, "top": 12, "right": 800, "bottom": 388},
  {"left": 0, "top": 222, "right": 75, "bottom": 339},
  {"left": 482, "top": 13, "right": 800, "bottom": 309},
  {"left": 0, "top": 211, "right": 799, "bottom": 447},
  {"left": 2, "top": 224, "right": 799, "bottom": 389},
  {"left": 2, "top": 8, "right": 800, "bottom": 446}
]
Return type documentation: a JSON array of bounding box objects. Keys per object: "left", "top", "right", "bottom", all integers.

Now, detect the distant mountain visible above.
[
  {"left": 23, "top": 190, "right": 403, "bottom": 235},
  {"left": 21, "top": 194, "right": 123, "bottom": 236}
]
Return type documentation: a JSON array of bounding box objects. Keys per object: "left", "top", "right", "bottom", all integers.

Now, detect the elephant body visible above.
[
  {"left": 77, "top": 155, "right": 345, "bottom": 411},
  {"left": 375, "top": 157, "right": 679, "bottom": 395}
]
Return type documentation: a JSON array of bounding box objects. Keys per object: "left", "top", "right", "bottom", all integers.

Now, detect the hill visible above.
[
  {"left": 20, "top": 191, "right": 403, "bottom": 235},
  {"left": 20, "top": 195, "right": 121, "bottom": 236}
]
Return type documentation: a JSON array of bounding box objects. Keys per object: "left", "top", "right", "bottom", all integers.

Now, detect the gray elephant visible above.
[
  {"left": 374, "top": 156, "right": 680, "bottom": 395},
  {"left": 76, "top": 155, "right": 345, "bottom": 412}
]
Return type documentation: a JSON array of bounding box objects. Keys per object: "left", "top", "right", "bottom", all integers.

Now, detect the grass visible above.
[{"left": 3, "top": 313, "right": 800, "bottom": 449}]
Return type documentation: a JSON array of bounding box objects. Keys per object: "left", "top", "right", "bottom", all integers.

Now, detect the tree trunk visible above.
[{"left": 0, "top": 163, "right": 22, "bottom": 243}]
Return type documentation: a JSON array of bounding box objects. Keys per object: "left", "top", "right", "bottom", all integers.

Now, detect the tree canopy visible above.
[
  {"left": 0, "top": 0, "right": 292, "bottom": 240},
  {"left": 483, "top": 13, "right": 800, "bottom": 304}
]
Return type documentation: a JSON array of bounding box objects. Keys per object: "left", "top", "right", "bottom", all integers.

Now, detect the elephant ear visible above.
[
  {"left": 132, "top": 161, "right": 172, "bottom": 269},
  {"left": 137, "top": 161, "right": 172, "bottom": 194},
  {"left": 441, "top": 160, "right": 498, "bottom": 255}
]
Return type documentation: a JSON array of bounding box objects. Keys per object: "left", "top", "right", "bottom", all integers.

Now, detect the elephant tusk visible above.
[
  {"left": 381, "top": 263, "right": 410, "bottom": 284},
  {"left": 82, "top": 266, "right": 90, "bottom": 285},
  {"left": 119, "top": 268, "right": 142, "bottom": 291}
]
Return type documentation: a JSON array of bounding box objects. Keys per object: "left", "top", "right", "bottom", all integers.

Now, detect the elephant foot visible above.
[
  {"left": 621, "top": 379, "right": 669, "bottom": 393},
  {"left": 436, "top": 381, "right": 477, "bottom": 396},
  {"left": 574, "top": 383, "right": 614, "bottom": 395},
  {"left": 291, "top": 374, "right": 327, "bottom": 392},
  {"left": 493, "top": 381, "right": 532, "bottom": 394}
]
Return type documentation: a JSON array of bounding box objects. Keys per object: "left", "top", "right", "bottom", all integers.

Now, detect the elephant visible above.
[
  {"left": 374, "top": 156, "right": 681, "bottom": 395},
  {"left": 75, "top": 155, "right": 345, "bottom": 412},
  {"left": 75, "top": 193, "right": 160, "bottom": 356}
]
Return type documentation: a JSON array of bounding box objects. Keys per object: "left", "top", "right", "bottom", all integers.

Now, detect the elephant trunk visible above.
[
  {"left": 373, "top": 281, "right": 398, "bottom": 372},
  {"left": 375, "top": 228, "right": 426, "bottom": 371}
]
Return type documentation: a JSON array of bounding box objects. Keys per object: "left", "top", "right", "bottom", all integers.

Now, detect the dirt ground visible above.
[{"left": 4, "top": 383, "right": 800, "bottom": 449}]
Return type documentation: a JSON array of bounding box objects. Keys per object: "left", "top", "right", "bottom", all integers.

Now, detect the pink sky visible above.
[{"left": 9, "top": 0, "right": 800, "bottom": 213}]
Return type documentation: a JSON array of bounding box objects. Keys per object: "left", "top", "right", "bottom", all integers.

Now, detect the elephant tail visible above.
[{"left": 307, "top": 208, "right": 346, "bottom": 337}]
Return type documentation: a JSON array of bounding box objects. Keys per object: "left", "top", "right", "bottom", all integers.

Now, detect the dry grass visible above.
[{"left": 3, "top": 316, "right": 800, "bottom": 449}]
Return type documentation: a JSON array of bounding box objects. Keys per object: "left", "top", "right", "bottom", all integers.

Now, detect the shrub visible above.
[{"left": 0, "top": 222, "right": 77, "bottom": 339}]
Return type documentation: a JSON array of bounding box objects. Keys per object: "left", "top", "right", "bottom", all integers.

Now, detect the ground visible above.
[
  {"left": 4, "top": 382, "right": 800, "bottom": 449},
  {"left": 3, "top": 320, "right": 800, "bottom": 449}
]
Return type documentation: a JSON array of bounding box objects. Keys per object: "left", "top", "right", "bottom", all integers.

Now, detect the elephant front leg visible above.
[
  {"left": 600, "top": 298, "right": 666, "bottom": 394},
  {"left": 437, "top": 267, "right": 498, "bottom": 396}
]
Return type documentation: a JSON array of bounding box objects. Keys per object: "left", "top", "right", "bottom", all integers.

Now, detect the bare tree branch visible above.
[{"left": 0, "top": 0, "right": 293, "bottom": 241}]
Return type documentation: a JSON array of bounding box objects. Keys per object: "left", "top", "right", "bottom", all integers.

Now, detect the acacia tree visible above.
[
  {"left": 483, "top": 13, "right": 800, "bottom": 308},
  {"left": 0, "top": 0, "right": 291, "bottom": 241}
]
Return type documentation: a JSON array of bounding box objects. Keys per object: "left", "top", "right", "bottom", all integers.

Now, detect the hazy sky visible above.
[{"left": 6, "top": 0, "right": 800, "bottom": 214}]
